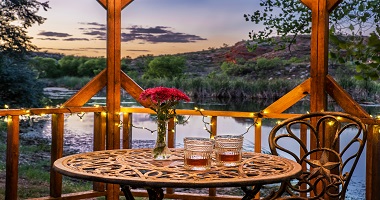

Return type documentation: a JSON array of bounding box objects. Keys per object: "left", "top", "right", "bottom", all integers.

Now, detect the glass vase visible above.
[{"left": 152, "top": 120, "right": 171, "bottom": 160}]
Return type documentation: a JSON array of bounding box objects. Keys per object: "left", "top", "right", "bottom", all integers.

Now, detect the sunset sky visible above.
[{"left": 28, "top": 0, "right": 263, "bottom": 58}]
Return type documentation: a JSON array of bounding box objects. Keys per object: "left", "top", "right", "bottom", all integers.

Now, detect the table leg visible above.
[
  {"left": 120, "top": 185, "right": 135, "bottom": 200},
  {"left": 146, "top": 187, "right": 164, "bottom": 200},
  {"left": 241, "top": 185, "right": 262, "bottom": 200}
]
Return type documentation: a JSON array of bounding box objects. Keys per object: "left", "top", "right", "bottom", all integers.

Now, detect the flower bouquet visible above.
[{"left": 139, "top": 86, "right": 190, "bottom": 159}]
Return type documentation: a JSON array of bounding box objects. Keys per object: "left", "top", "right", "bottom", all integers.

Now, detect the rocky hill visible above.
[{"left": 171, "top": 35, "right": 313, "bottom": 80}]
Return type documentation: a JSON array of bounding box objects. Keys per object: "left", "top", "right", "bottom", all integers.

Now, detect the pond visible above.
[{"left": 41, "top": 87, "right": 369, "bottom": 199}]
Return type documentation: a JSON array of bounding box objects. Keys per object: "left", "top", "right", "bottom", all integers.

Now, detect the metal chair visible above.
[{"left": 266, "top": 112, "right": 367, "bottom": 200}]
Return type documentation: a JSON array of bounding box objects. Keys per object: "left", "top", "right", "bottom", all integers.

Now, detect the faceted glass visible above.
[
  {"left": 215, "top": 135, "right": 243, "bottom": 166},
  {"left": 184, "top": 137, "right": 213, "bottom": 170}
]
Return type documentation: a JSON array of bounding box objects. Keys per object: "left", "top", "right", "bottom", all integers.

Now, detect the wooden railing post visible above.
[
  {"left": 93, "top": 112, "right": 107, "bottom": 191},
  {"left": 254, "top": 118, "right": 262, "bottom": 153},
  {"left": 50, "top": 113, "right": 64, "bottom": 197},
  {"left": 5, "top": 115, "right": 19, "bottom": 200},
  {"left": 122, "top": 112, "right": 133, "bottom": 149},
  {"left": 367, "top": 125, "right": 380, "bottom": 200}
]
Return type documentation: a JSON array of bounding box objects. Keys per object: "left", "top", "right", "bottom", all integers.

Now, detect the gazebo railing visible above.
[{"left": 1, "top": 107, "right": 374, "bottom": 199}]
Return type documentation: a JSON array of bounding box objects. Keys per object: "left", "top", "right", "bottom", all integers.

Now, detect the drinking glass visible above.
[
  {"left": 215, "top": 135, "right": 243, "bottom": 166},
  {"left": 184, "top": 137, "right": 214, "bottom": 170}
]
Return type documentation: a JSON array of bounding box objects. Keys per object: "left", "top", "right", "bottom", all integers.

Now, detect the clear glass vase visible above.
[{"left": 152, "top": 120, "right": 171, "bottom": 160}]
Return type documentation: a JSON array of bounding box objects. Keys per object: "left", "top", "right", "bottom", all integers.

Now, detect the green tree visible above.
[
  {"left": 0, "top": 57, "right": 45, "bottom": 108},
  {"left": 29, "top": 56, "right": 61, "bottom": 78},
  {"left": 244, "top": 0, "right": 380, "bottom": 80},
  {"left": 1, "top": 0, "right": 50, "bottom": 55},
  {"left": 0, "top": 0, "right": 50, "bottom": 108},
  {"left": 143, "top": 55, "right": 186, "bottom": 79},
  {"left": 58, "top": 56, "right": 90, "bottom": 77},
  {"left": 78, "top": 57, "right": 106, "bottom": 77}
]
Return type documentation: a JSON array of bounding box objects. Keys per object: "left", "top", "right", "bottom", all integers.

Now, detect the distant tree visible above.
[
  {"left": 78, "top": 57, "right": 106, "bottom": 76},
  {"left": 0, "top": 0, "right": 50, "bottom": 55},
  {"left": 244, "top": 0, "right": 380, "bottom": 80},
  {"left": 29, "top": 56, "right": 61, "bottom": 78},
  {"left": 58, "top": 56, "right": 90, "bottom": 77},
  {"left": 143, "top": 55, "right": 186, "bottom": 79}
]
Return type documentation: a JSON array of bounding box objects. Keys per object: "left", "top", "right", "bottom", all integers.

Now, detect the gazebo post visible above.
[{"left": 97, "top": 0, "right": 133, "bottom": 199}]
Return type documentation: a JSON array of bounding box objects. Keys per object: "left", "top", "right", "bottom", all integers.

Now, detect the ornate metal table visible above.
[{"left": 53, "top": 149, "right": 302, "bottom": 200}]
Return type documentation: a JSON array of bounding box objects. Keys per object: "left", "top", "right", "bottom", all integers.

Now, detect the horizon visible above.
[{"left": 28, "top": 0, "right": 263, "bottom": 58}]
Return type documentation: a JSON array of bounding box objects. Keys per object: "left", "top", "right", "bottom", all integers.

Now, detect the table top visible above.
[{"left": 53, "top": 148, "right": 302, "bottom": 188}]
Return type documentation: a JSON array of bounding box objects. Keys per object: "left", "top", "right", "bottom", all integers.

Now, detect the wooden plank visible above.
[
  {"left": 210, "top": 116, "right": 217, "bottom": 139},
  {"left": 93, "top": 112, "right": 106, "bottom": 191},
  {"left": 167, "top": 118, "right": 175, "bottom": 148},
  {"left": 121, "top": 0, "right": 133, "bottom": 9},
  {"left": 309, "top": 0, "right": 329, "bottom": 113},
  {"left": 367, "top": 125, "right": 380, "bottom": 200},
  {"left": 63, "top": 69, "right": 107, "bottom": 107},
  {"left": 326, "top": 75, "right": 369, "bottom": 117},
  {"left": 5, "top": 115, "right": 19, "bottom": 200},
  {"left": 299, "top": 0, "right": 313, "bottom": 10},
  {"left": 97, "top": 0, "right": 107, "bottom": 9},
  {"left": 122, "top": 113, "right": 133, "bottom": 149},
  {"left": 105, "top": 0, "right": 122, "bottom": 199},
  {"left": 263, "top": 78, "right": 310, "bottom": 114},
  {"left": 254, "top": 118, "right": 262, "bottom": 153},
  {"left": 50, "top": 114, "right": 64, "bottom": 197},
  {"left": 327, "top": 0, "right": 342, "bottom": 12},
  {"left": 29, "top": 190, "right": 107, "bottom": 200}
]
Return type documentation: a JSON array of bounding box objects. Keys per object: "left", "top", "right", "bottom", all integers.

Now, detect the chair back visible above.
[{"left": 268, "top": 112, "right": 367, "bottom": 199}]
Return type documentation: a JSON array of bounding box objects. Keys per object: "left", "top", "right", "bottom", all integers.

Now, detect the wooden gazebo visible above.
[{"left": 3, "top": 0, "right": 379, "bottom": 199}]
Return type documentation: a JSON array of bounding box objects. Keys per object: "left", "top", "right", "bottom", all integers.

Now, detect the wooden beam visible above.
[
  {"left": 308, "top": 0, "right": 329, "bottom": 113},
  {"left": 367, "top": 126, "right": 380, "bottom": 200},
  {"left": 263, "top": 78, "right": 310, "bottom": 114},
  {"left": 63, "top": 69, "right": 107, "bottom": 107},
  {"left": 121, "top": 0, "right": 133, "bottom": 9},
  {"left": 326, "top": 75, "right": 369, "bottom": 117},
  {"left": 97, "top": 0, "right": 106, "bottom": 9},
  {"left": 50, "top": 114, "right": 64, "bottom": 197},
  {"left": 120, "top": 71, "right": 150, "bottom": 107},
  {"left": 5, "top": 115, "right": 19, "bottom": 200},
  {"left": 105, "top": 0, "right": 123, "bottom": 198},
  {"left": 327, "top": 0, "right": 342, "bottom": 12},
  {"left": 300, "top": 0, "right": 312, "bottom": 10}
]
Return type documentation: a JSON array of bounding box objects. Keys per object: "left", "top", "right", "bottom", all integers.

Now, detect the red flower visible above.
[{"left": 139, "top": 87, "right": 190, "bottom": 120}]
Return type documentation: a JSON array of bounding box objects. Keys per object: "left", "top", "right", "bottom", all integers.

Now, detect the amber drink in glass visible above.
[
  {"left": 184, "top": 137, "right": 213, "bottom": 170},
  {"left": 215, "top": 135, "right": 243, "bottom": 166}
]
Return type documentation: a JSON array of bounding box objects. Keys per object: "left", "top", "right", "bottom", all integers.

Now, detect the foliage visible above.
[
  {"left": 0, "top": 0, "right": 50, "bottom": 56},
  {"left": 58, "top": 56, "right": 90, "bottom": 77},
  {"left": 221, "top": 61, "right": 254, "bottom": 76},
  {"left": 143, "top": 55, "right": 186, "bottom": 79},
  {"left": 78, "top": 57, "right": 106, "bottom": 76},
  {"left": 29, "top": 56, "right": 60, "bottom": 78},
  {"left": 330, "top": 27, "right": 380, "bottom": 80},
  {"left": 256, "top": 57, "right": 283, "bottom": 71},
  {"left": 0, "top": 56, "right": 45, "bottom": 108},
  {"left": 244, "top": 0, "right": 380, "bottom": 80}
]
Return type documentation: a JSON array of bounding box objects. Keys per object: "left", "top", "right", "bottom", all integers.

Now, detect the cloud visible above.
[
  {"left": 125, "top": 26, "right": 207, "bottom": 43},
  {"left": 78, "top": 23, "right": 207, "bottom": 43},
  {"left": 38, "top": 31, "right": 72, "bottom": 37},
  {"left": 144, "top": 32, "right": 207, "bottom": 43},
  {"left": 63, "top": 38, "right": 90, "bottom": 41},
  {"left": 37, "top": 38, "right": 59, "bottom": 41}
]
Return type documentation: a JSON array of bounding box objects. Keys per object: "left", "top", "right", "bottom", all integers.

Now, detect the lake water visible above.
[{"left": 41, "top": 87, "right": 370, "bottom": 199}]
